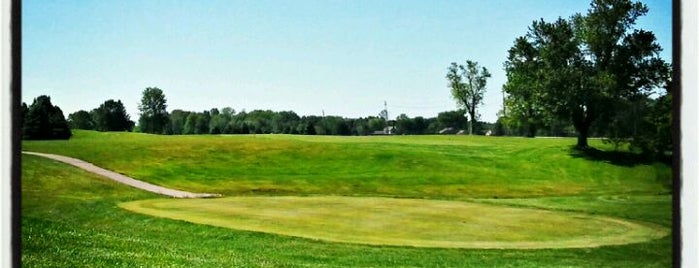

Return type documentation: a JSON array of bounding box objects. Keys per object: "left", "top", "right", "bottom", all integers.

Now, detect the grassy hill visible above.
[
  {"left": 22, "top": 130, "right": 671, "bottom": 199},
  {"left": 21, "top": 130, "right": 673, "bottom": 267}
]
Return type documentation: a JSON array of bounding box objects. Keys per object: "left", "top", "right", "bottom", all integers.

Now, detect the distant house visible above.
[{"left": 371, "top": 126, "right": 395, "bottom": 135}]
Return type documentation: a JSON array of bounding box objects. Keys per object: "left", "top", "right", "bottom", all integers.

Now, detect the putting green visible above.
[{"left": 119, "top": 196, "right": 668, "bottom": 249}]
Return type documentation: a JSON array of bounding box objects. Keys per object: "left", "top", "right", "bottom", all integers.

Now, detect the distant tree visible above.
[
  {"left": 394, "top": 114, "right": 410, "bottom": 135},
  {"left": 169, "top": 109, "right": 189, "bottom": 135},
  {"left": 208, "top": 108, "right": 226, "bottom": 134},
  {"left": 412, "top": 116, "right": 428, "bottom": 134},
  {"left": 183, "top": 113, "right": 198, "bottom": 134},
  {"left": 446, "top": 60, "right": 491, "bottom": 135},
  {"left": 138, "top": 87, "right": 169, "bottom": 134},
  {"left": 21, "top": 102, "right": 29, "bottom": 121},
  {"left": 68, "top": 110, "right": 95, "bottom": 130},
  {"left": 220, "top": 107, "right": 236, "bottom": 133},
  {"left": 196, "top": 111, "right": 211, "bottom": 134},
  {"left": 22, "top": 95, "right": 71, "bottom": 140},
  {"left": 272, "top": 111, "right": 300, "bottom": 134},
  {"left": 91, "top": 99, "right": 134, "bottom": 131},
  {"left": 436, "top": 110, "right": 467, "bottom": 130},
  {"left": 367, "top": 117, "right": 386, "bottom": 133}
]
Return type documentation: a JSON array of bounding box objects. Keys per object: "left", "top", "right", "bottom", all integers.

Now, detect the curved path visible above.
[{"left": 23, "top": 151, "right": 221, "bottom": 198}]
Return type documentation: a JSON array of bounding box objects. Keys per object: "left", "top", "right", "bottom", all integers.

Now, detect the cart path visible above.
[{"left": 23, "top": 151, "right": 221, "bottom": 198}]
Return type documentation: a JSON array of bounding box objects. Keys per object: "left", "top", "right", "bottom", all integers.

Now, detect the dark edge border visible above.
[
  {"left": 672, "top": 0, "right": 682, "bottom": 267},
  {"left": 11, "top": 0, "right": 21, "bottom": 267}
]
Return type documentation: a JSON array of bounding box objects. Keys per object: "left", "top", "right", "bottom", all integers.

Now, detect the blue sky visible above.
[{"left": 22, "top": 0, "right": 672, "bottom": 123}]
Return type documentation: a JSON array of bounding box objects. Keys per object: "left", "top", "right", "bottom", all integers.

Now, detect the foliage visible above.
[
  {"left": 628, "top": 90, "right": 672, "bottom": 157},
  {"left": 67, "top": 110, "right": 95, "bottom": 130},
  {"left": 22, "top": 95, "right": 71, "bottom": 140},
  {"left": 138, "top": 87, "right": 169, "bottom": 134},
  {"left": 503, "top": 0, "right": 670, "bottom": 148},
  {"left": 90, "top": 99, "right": 134, "bottom": 132},
  {"left": 503, "top": 37, "right": 548, "bottom": 137},
  {"left": 446, "top": 60, "right": 491, "bottom": 135},
  {"left": 162, "top": 108, "right": 451, "bottom": 136},
  {"left": 168, "top": 109, "right": 190, "bottom": 135},
  {"left": 436, "top": 110, "right": 467, "bottom": 131}
]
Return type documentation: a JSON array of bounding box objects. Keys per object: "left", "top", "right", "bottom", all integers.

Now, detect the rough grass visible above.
[
  {"left": 120, "top": 196, "right": 668, "bottom": 249},
  {"left": 21, "top": 130, "right": 673, "bottom": 267}
]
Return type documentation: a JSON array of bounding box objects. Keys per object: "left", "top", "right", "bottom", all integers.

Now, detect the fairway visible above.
[{"left": 120, "top": 196, "right": 668, "bottom": 249}]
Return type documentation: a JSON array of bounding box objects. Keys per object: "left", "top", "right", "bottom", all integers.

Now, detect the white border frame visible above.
[
  {"left": 1, "top": 0, "right": 12, "bottom": 267},
  {"left": 681, "top": 0, "right": 698, "bottom": 267}
]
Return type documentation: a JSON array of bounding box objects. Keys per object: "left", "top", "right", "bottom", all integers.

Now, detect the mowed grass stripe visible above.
[{"left": 119, "top": 196, "right": 668, "bottom": 249}]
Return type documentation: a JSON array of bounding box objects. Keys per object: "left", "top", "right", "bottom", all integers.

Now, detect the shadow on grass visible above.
[{"left": 568, "top": 146, "right": 670, "bottom": 167}]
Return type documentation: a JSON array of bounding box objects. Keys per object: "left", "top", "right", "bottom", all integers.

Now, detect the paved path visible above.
[{"left": 23, "top": 151, "right": 221, "bottom": 198}]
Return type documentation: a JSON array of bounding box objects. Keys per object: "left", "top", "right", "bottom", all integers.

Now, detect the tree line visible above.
[
  {"left": 22, "top": 89, "right": 496, "bottom": 140},
  {"left": 123, "top": 87, "right": 495, "bottom": 136}
]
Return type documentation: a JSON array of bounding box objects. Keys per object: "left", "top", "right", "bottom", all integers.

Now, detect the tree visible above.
[
  {"left": 436, "top": 110, "right": 467, "bottom": 130},
  {"left": 67, "top": 110, "right": 95, "bottom": 130},
  {"left": 183, "top": 113, "right": 197, "bottom": 134},
  {"left": 446, "top": 60, "right": 491, "bottom": 135},
  {"left": 367, "top": 117, "right": 386, "bottom": 133},
  {"left": 394, "top": 114, "right": 412, "bottom": 135},
  {"left": 138, "top": 87, "right": 169, "bottom": 134},
  {"left": 169, "top": 109, "right": 190, "bottom": 134},
  {"left": 271, "top": 111, "right": 300, "bottom": 134},
  {"left": 91, "top": 99, "right": 134, "bottom": 131},
  {"left": 22, "top": 95, "right": 71, "bottom": 140},
  {"left": 511, "top": 0, "right": 669, "bottom": 148},
  {"left": 196, "top": 111, "right": 211, "bottom": 134},
  {"left": 631, "top": 88, "right": 672, "bottom": 157},
  {"left": 503, "top": 37, "right": 549, "bottom": 137}
]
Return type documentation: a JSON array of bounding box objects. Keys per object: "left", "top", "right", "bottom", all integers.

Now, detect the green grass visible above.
[
  {"left": 22, "top": 130, "right": 671, "bottom": 199},
  {"left": 120, "top": 196, "right": 668, "bottom": 249},
  {"left": 22, "top": 130, "right": 673, "bottom": 267}
]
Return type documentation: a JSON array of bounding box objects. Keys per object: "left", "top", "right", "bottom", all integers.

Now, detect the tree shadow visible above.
[{"left": 568, "top": 146, "right": 666, "bottom": 167}]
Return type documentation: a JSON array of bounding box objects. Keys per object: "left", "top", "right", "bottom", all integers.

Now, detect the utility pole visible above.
[
  {"left": 383, "top": 101, "right": 390, "bottom": 134},
  {"left": 384, "top": 101, "right": 388, "bottom": 121}
]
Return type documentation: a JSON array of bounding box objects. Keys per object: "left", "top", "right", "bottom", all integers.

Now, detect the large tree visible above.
[
  {"left": 446, "top": 60, "right": 491, "bottom": 135},
  {"left": 138, "top": 87, "right": 169, "bottom": 134},
  {"left": 91, "top": 99, "right": 134, "bottom": 132},
  {"left": 506, "top": 0, "right": 669, "bottom": 148},
  {"left": 22, "top": 95, "right": 71, "bottom": 140}
]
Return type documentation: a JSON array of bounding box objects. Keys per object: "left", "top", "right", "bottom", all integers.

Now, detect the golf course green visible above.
[{"left": 120, "top": 196, "right": 667, "bottom": 249}]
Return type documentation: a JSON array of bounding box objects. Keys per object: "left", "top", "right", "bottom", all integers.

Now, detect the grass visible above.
[
  {"left": 120, "top": 196, "right": 668, "bottom": 249},
  {"left": 22, "top": 130, "right": 671, "bottom": 199},
  {"left": 21, "top": 130, "right": 673, "bottom": 267}
]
